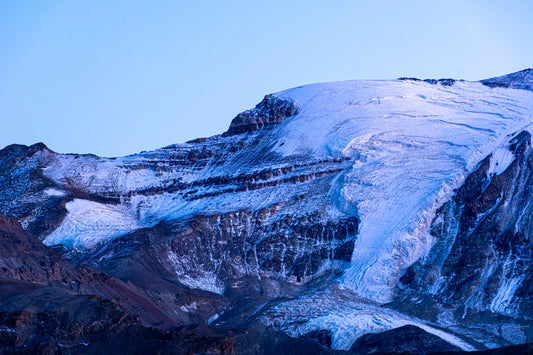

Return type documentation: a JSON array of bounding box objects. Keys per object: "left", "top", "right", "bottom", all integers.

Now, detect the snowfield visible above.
[{"left": 43, "top": 198, "right": 140, "bottom": 249}]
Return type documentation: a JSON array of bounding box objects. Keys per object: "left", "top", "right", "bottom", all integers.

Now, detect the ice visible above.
[
  {"left": 273, "top": 80, "right": 533, "bottom": 302},
  {"left": 489, "top": 253, "right": 524, "bottom": 315},
  {"left": 43, "top": 188, "right": 66, "bottom": 197},
  {"left": 43, "top": 199, "right": 140, "bottom": 249},
  {"left": 260, "top": 289, "right": 477, "bottom": 351},
  {"left": 490, "top": 276, "right": 523, "bottom": 314}
]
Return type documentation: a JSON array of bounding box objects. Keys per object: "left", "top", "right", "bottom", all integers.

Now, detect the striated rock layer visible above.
[{"left": 1, "top": 69, "right": 533, "bottom": 353}]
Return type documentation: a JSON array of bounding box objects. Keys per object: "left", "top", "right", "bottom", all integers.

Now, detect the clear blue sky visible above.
[{"left": 2, "top": 1, "right": 532, "bottom": 157}]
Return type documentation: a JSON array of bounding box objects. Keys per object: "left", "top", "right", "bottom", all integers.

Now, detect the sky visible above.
[{"left": 1, "top": 1, "right": 533, "bottom": 157}]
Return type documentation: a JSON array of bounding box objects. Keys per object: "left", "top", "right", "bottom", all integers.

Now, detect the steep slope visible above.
[
  {"left": 0, "top": 69, "right": 532, "bottom": 352},
  {"left": 0, "top": 214, "right": 338, "bottom": 354},
  {"left": 0, "top": 214, "right": 179, "bottom": 327},
  {"left": 394, "top": 130, "right": 533, "bottom": 347}
]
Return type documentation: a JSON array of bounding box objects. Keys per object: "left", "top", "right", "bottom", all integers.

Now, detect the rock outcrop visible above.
[
  {"left": 223, "top": 94, "right": 299, "bottom": 136},
  {"left": 481, "top": 68, "right": 533, "bottom": 91},
  {"left": 349, "top": 325, "right": 462, "bottom": 354}
]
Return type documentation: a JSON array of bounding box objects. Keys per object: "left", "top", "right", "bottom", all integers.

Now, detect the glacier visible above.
[
  {"left": 271, "top": 79, "right": 533, "bottom": 302},
  {"left": 2, "top": 70, "right": 533, "bottom": 351}
]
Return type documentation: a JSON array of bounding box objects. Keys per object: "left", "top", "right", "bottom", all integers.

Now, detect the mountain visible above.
[{"left": 0, "top": 69, "right": 532, "bottom": 353}]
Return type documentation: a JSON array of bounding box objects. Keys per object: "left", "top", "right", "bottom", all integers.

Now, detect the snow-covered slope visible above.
[
  {"left": 1, "top": 69, "right": 533, "bottom": 351},
  {"left": 273, "top": 78, "right": 533, "bottom": 302}
]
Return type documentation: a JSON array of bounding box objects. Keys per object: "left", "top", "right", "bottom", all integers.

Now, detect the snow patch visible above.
[
  {"left": 179, "top": 302, "right": 198, "bottom": 313},
  {"left": 208, "top": 313, "right": 220, "bottom": 324},
  {"left": 490, "top": 276, "right": 523, "bottom": 314},
  {"left": 167, "top": 251, "right": 225, "bottom": 295},
  {"left": 43, "top": 188, "right": 66, "bottom": 197},
  {"left": 43, "top": 199, "right": 140, "bottom": 249},
  {"left": 490, "top": 254, "right": 524, "bottom": 315},
  {"left": 488, "top": 146, "right": 515, "bottom": 176}
]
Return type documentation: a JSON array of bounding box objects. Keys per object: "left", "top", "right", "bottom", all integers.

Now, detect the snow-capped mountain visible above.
[{"left": 1, "top": 69, "right": 532, "bottom": 353}]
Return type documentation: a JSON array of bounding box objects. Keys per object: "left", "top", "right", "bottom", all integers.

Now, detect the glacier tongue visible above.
[{"left": 274, "top": 80, "right": 533, "bottom": 302}]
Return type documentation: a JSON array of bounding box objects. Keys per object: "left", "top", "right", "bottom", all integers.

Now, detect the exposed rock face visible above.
[
  {"left": 349, "top": 325, "right": 462, "bottom": 354},
  {"left": 302, "top": 329, "right": 334, "bottom": 348},
  {"left": 223, "top": 94, "right": 299, "bottom": 136},
  {"left": 159, "top": 211, "right": 357, "bottom": 289},
  {"left": 0, "top": 213, "right": 187, "bottom": 329},
  {"left": 0, "top": 214, "right": 164, "bottom": 352},
  {"left": 0, "top": 214, "right": 345, "bottom": 354},
  {"left": 0, "top": 288, "right": 338, "bottom": 355},
  {"left": 66, "top": 206, "right": 358, "bottom": 330},
  {"left": 0, "top": 143, "right": 69, "bottom": 240}
]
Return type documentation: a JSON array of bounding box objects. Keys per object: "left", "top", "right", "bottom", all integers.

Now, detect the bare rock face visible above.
[
  {"left": 160, "top": 210, "right": 357, "bottom": 289},
  {"left": 0, "top": 214, "right": 182, "bottom": 328},
  {"left": 223, "top": 94, "right": 299, "bottom": 136},
  {"left": 0, "top": 214, "right": 160, "bottom": 352},
  {"left": 0, "top": 143, "right": 69, "bottom": 240},
  {"left": 349, "top": 325, "right": 461, "bottom": 355}
]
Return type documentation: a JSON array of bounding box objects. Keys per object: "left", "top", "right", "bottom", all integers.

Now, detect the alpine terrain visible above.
[{"left": 1, "top": 69, "right": 533, "bottom": 354}]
